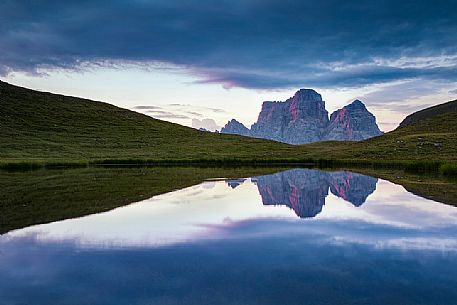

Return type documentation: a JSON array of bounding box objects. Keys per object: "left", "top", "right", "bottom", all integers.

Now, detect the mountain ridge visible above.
[{"left": 221, "top": 89, "right": 383, "bottom": 144}]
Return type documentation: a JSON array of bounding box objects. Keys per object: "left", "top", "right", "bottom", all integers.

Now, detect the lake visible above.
[{"left": 1, "top": 168, "right": 457, "bottom": 305}]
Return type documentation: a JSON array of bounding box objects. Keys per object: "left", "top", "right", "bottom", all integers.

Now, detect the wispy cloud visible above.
[
  {"left": 167, "top": 103, "right": 228, "bottom": 114},
  {"left": 146, "top": 110, "right": 190, "bottom": 120},
  {"left": 132, "top": 104, "right": 223, "bottom": 128},
  {"left": 186, "top": 111, "right": 204, "bottom": 117},
  {"left": 358, "top": 80, "right": 455, "bottom": 114},
  {"left": 133, "top": 105, "right": 162, "bottom": 110}
]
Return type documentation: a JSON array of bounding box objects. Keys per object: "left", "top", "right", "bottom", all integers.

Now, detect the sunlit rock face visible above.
[
  {"left": 220, "top": 119, "right": 250, "bottom": 136},
  {"left": 221, "top": 90, "right": 382, "bottom": 144},
  {"left": 325, "top": 100, "right": 383, "bottom": 141},
  {"left": 252, "top": 169, "right": 378, "bottom": 218},
  {"left": 250, "top": 89, "right": 329, "bottom": 144}
]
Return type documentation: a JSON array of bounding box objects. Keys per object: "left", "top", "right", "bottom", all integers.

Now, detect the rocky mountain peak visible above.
[
  {"left": 221, "top": 90, "right": 382, "bottom": 144},
  {"left": 347, "top": 99, "right": 366, "bottom": 110},
  {"left": 220, "top": 119, "right": 250, "bottom": 136},
  {"left": 326, "top": 100, "right": 383, "bottom": 141},
  {"left": 250, "top": 89, "right": 329, "bottom": 144},
  {"left": 293, "top": 89, "right": 323, "bottom": 102}
]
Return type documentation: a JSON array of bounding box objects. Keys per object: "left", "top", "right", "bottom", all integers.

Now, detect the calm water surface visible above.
[{"left": 1, "top": 169, "right": 457, "bottom": 305}]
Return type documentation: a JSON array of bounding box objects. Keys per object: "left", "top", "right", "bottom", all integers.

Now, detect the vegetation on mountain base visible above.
[{"left": 1, "top": 80, "right": 456, "bottom": 174}]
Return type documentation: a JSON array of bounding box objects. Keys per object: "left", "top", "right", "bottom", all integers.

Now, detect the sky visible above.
[{"left": 1, "top": 0, "right": 457, "bottom": 131}]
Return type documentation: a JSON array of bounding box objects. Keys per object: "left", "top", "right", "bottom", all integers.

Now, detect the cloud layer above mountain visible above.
[{"left": 1, "top": 0, "right": 457, "bottom": 89}]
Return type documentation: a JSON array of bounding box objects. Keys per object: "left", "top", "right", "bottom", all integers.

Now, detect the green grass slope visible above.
[
  {"left": 399, "top": 99, "right": 457, "bottom": 127},
  {"left": 0, "top": 80, "right": 301, "bottom": 163},
  {"left": 301, "top": 101, "right": 457, "bottom": 163},
  {"left": 1, "top": 80, "right": 456, "bottom": 167}
]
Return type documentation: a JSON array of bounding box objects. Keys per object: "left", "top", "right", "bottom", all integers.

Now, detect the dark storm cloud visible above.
[{"left": 1, "top": 0, "right": 457, "bottom": 89}]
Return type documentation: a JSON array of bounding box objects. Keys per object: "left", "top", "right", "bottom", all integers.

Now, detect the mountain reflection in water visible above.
[
  {"left": 227, "top": 169, "right": 377, "bottom": 218},
  {"left": 6, "top": 168, "right": 457, "bottom": 250},
  {"left": 2, "top": 168, "right": 457, "bottom": 305}
]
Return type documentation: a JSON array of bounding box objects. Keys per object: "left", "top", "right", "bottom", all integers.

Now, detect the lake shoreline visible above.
[
  {"left": 1, "top": 158, "right": 456, "bottom": 176},
  {"left": 1, "top": 165, "right": 455, "bottom": 235}
]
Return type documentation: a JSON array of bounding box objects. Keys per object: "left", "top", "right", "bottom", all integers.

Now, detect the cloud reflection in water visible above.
[{"left": 3, "top": 169, "right": 457, "bottom": 251}]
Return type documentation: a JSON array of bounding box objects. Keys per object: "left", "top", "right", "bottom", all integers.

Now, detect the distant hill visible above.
[
  {"left": 0, "top": 80, "right": 456, "bottom": 166},
  {"left": 400, "top": 100, "right": 457, "bottom": 127}
]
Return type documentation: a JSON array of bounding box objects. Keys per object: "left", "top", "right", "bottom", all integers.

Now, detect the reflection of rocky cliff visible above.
[
  {"left": 327, "top": 171, "right": 378, "bottom": 207},
  {"left": 254, "top": 169, "right": 329, "bottom": 218},
  {"left": 252, "top": 169, "right": 378, "bottom": 218},
  {"left": 226, "top": 178, "right": 247, "bottom": 189}
]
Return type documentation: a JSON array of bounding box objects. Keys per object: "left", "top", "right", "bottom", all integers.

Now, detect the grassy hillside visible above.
[
  {"left": 0, "top": 80, "right": 300, "bottom": 162},
  {"left": 305, "top": 109, "right": 457, "bottom": 163},
  {"left": 399, "top": 99, "right": 457, "bottom": 127},
  {"left": 1, "top": 80, "right": 456, "bottom": 169},
  {"left": 295, "top": 100, "right": 457, "bottom": 165}
]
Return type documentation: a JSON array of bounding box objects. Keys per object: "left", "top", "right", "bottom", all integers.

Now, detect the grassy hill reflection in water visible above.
[{"left": 1, "top": 166, "right": 456, "bottom": 234}]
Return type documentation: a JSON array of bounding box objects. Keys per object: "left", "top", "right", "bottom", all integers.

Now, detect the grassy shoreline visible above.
[
  {"left": 1, "top": 81, "right": 456, "bottom": 175},
  {"left": 1, "top": 158, "right": 456, "bottom": 176}
]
